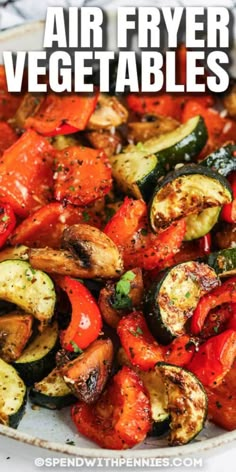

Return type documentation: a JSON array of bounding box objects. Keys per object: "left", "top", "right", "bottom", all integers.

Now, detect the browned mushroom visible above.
[
  {"left": 60, "top": 338, "right": 113, "bottom": 403},
  {"left": 127, "top": 115, "right": 179, "bottom": 143},
  {"left": 29, "top": 224, "right": 123, "bottom": 279},
  {"left": 85, "top": 129, "right": 123, "bottom": 157},
  {"left": 87, "top": 94, "right": 128, "bottom": 130},
  {"left": 98, "top": 268, "right": 144, "bottom": 328}
]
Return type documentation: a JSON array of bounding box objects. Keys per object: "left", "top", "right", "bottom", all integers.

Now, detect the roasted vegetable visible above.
[
  {"left": 71, "top": 366, "right": 152, "bottom": 449},
  {"left": 201, "top": 144, "right": 236, "bottom": 177},
  {"left": 110, "top": 116, "right": 207, "bottom": 201},
  {"left": 56, "top": 276, "right": 102, "bottom": 352},
  {"left": 0, "top": 129, "right": 54, "bottom": 218},
  {"left": 0, "top": 358, "right": 26, "bottom": 428},
  {"left": 149, "top": 164, "right": 232, "bottom": 232},
  {"left": 0, "top": 260, "right": 56, "bottom": 331},
  {"left": 98, "top": 268, "right": 144, "bottom": 328},
  {"left": 0, "top": 312, "right": 33, "bottom": 362},
  {"left": 14, "top": 321, "right": 59, "bottom": 386},
  {"left": 215, "top": 223, "right": 236, "bottom": 250},
  {"left": 191, "top": 276, "right": 236, "bottom": 334},
  {"left": 144, "top": 261, "right": 219, "bottom": 344},
  {"left": 29, "top": 224, "right": 123, "bottom": 279},
  {"left": 104, "top": 197, "right": 185, "bottom": 271},
  {"left": 127, "top": 114, "right": 179, "bottom": 143},
  {"left": 158, "top": 363, "right": 208, "bottom": 446},
  {"left": 25, "top": 92, "right": 98, "bottom": 136},
  {"left": 85, "top": 129, "right": 123, "bottom": 157},
  {"left": 61, "top": 338, "right": 113, "bottom": 404},
  {"left": 184, "top": 207, "right": 220, "bottom": 241},
  {"left": 117, "top": 311, "right": 164, "bottom": 370},
  {"left": 117, "top": 348, "right": 169, "bottom": 430},
  {"left": 10, "top": 202, "right": 96, "bottom": 249},
  {"left": 30, "top": 367, "right": 76, "bottom": 410},
  {"left": 87, "top": 94, "right": 128, "bottom": 129},
  {"left": 207, "top": 248, "right": 236, "bottom": 276},
  {"left": 187, "top": 330, "right": 236, "bottom": 387},
  {"left": 206, "top": 361, "right": 236, "bottom": 430},
  {"left": 53, "top": 146, "right": 112, "bottom": 206}
]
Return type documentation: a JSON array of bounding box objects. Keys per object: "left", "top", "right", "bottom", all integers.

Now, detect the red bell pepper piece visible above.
[
  {"left": 0, "top": 129, "right": 54, "bottom": 218},
  {"left": 191, "top": 276, "right": 236, "bottom": 335},
  {"left": 56, "top": 276, "right": 102, "bottom": 352},
  {"left": 182, "top": 100, "right": 236, "bottom": 158},
  {"left": 71, "top": 365, "right": 152, "bottom": 449},
  {"left": 221, "top": 172, "right": 236, "bottom": 223},
  {"left": 25, "top": 92, "right": 98, "bottom": 136},
  {"left": 0, "top": 65, "right": 23, "bottom": 120},
  {"left": 53, "top": 145, "right": 112, "bottom": 206},
  {"left": 200, "top": 303, "right": 236, "bottom": 339},
  {"left": 198, "top": 233, "right": 212, "bottom": 255},
  {"left": 126, "top": 219, "right": 186, "bottom": 271},
  {"left": 0, "top": 122, "right": 18, "bottom": 157},
  {"left": 206, "top": 361, "right": 236, "bottom": 431},
  {"left": 163, "top": 335, "right": 195, "bottom": 367},
  {"left": 104, "top": 198, "right": 186, "bottom": 271},
  {"left": 187, "top": 329, "right": 236, "bottom": 387},
  {"left": 117, "top": 311, "right": 164, "bottom": 370},
  {"left": 0, "top": 202, "right": 16, "bottom": 248},
  {"left": 10, "top": 202, "right": 101, "bottom": 249},
  {"left": 104, "top": 197, "right": 147, "bottom": 249},
  {"left": 226, "top": 306, "right": 236, "bottom": 331},
  {"left": 126, "top": 93, "right": 184, "bottom": 121}
]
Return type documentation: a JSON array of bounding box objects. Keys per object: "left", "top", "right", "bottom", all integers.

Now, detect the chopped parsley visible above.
[
  {"left": 128, "top": 326, "right": 144, "bottom": 337},
  {"left": 69, "top": 186, "right": 75, "bottom": 192},
  {"left": 111, "top": 270, "right": 136, "bottom": 310},
  {"left": 185, "top": 291, "right": 191, "bottom": 299},
  {"left": 25, "top": 267, "right": 36, "bottom": 281},
  {"left": 213, "top": 326, "right": 219, "bottom": 334},
  {"left": 82, "top": 211, "right": 90, "bottom": 222},
  {"left": 70, "top": 341, "right": 83, "bottom": 354}
]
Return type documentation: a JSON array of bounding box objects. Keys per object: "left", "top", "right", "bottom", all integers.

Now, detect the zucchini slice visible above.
[
  {"left": 149, "top": 165, "right": 232, "bottom": 232},
  {"left": 201, "top": 144, "right": 236, "bottom": 177},
  {"left": 0, "top": 260, "right": 56, "bottom": 330},
  {"left": 30, "top": 367, "right": 76, "bottom": 410},
  {"left": 0, "top": 358, "right": 26, "bottom": 428},
  {"left": 144, "top": 261, "right": 219, "bottom": 344},
  {"left": 158, "top": 363, "right": 208, "bottom": 446},
  {"left": 14, "top": 321, "right": 59, "bottom": 386},
  {"left": 110, "top": 116, "right": 207, "bottom": 201},
  {"left": 184, "top": 207, "right": 221, "bottom": 241},
  {"left": 0, "top": 312, "right": 33, "bottom": 363},
  {"left": 207, "top": 248, "right": 236, "bottom": 277}
]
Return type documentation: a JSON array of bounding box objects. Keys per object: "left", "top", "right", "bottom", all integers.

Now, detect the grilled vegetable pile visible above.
[{"left": 0, "top": 46, "right": 236, "bottom": 449}]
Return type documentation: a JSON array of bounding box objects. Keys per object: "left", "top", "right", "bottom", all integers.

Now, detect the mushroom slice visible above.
[
  {"left": 29, "top": 225, "right": 123, "bottom": 279},
  {"left": 62, "top": 224, "right": 123, "bottom": 278},
  {"left": 128, "top": 115, "right": 179, "bottom": 143},
  {"left": 87, "top": 94, "right": 128, "bottom": 130},
  {"left": 60, "top": 338, "right": 113, "bottom": 403}
]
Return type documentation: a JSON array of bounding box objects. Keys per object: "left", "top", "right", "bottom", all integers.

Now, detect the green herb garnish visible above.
[
  {"left": 1, "top": 215, "right": 9, "bottom": 223},
  {"left": 82, "top": 211, "right": 90, "bottom": 222},
  {"left": 111, "top": 270, "right": 136, "bottom": 310},
  {"left": 70, "top": 341, "right": 83, "bottom": 354}
]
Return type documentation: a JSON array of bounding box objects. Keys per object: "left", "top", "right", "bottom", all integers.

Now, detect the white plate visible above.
[{"left": 0, "top": 18, "right": 236, "bottom": 458}]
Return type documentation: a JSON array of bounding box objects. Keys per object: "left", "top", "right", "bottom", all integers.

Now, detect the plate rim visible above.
[{"left": 0, "top": 18, "right": 236, "bottom": 458}]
